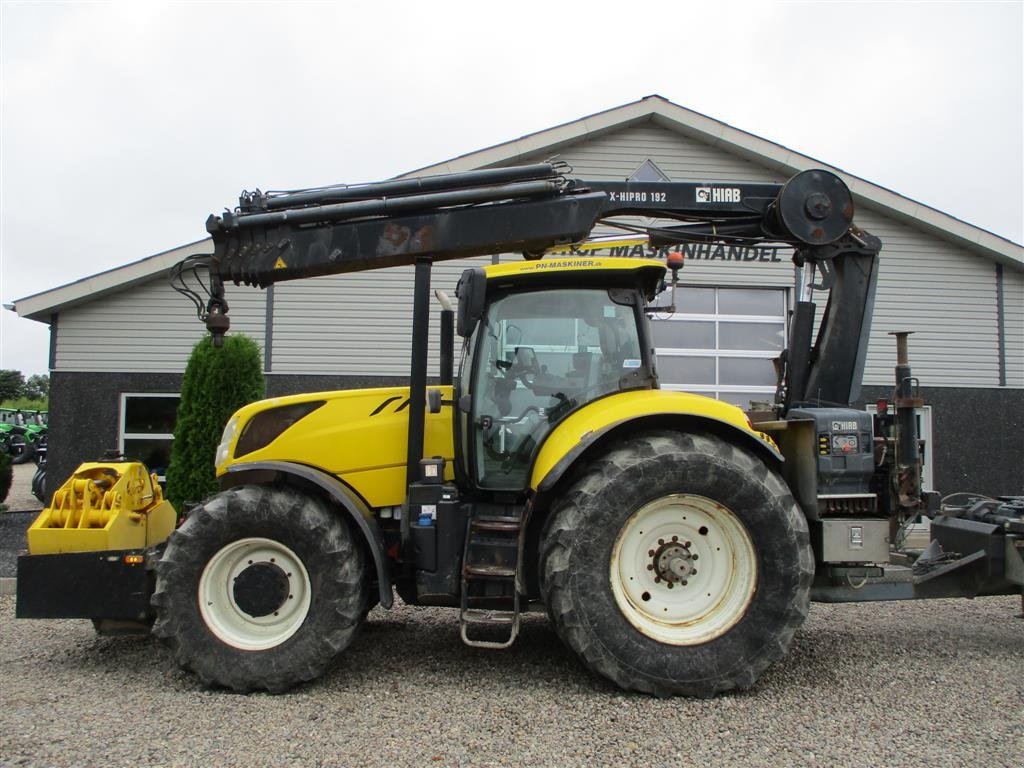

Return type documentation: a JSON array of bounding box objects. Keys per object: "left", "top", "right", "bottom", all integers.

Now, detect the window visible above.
[
  {"left": 628, "top": 159, "right": 671, "bottom": 182},
  {"left": 471, "top": 289, "right": 643, "bottom": 489},
  {"left": 650, "top": 286, "right": 787, "bottom": 409},
  {"left": 120, "top": 393, "right": 180, "bottom": 480}
]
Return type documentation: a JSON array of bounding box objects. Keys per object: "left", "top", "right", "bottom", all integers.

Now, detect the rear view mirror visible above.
[{"left": 455, "top": 267, "right": 487, "bottom": 337}]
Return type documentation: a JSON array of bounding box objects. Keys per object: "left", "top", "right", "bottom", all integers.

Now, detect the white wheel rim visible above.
[
  {"left": 610, "top": 494, "right": 757, "bottom": 645},
  {"left": 198, "top": 537, "right": 312, "bottom": 651}
]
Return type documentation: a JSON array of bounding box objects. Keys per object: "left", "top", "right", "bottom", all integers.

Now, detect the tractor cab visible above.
[{"left": 455, "top": 257, "right": 666, "bottom": 491}]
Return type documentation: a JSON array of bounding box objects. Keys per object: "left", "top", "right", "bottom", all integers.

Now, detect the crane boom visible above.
[
  {"left": 203, "top": 163, "right": 854, "bottom": 288},
  {"left": 180, "top": 162, "right": 881, "bottom": 412}
]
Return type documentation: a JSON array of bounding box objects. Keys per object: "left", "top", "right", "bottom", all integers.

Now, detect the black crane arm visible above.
[
  {"left": 177, "top": 162, "right": 881, "bottom": 413},
  {"left": 201, "top": 162, "right": 857, "bottom": 289}
]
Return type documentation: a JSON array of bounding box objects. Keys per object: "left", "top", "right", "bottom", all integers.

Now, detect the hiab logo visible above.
[{"left": 696, "top": 187, "right": 741, "bottom": 203}]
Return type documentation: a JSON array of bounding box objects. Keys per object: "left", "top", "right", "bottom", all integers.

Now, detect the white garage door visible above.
[{"left": 650, "top": 286, "right": 787, "bottom": 409}]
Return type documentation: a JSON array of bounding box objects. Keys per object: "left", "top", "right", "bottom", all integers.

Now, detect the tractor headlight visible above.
[{"left": 216, "top": 415, "right": 241, "bottom": 470}]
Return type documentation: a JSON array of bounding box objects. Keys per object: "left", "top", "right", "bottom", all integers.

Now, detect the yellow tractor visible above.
[{"left": 18, "top": 163, "right": 1024, "bottom": 696}]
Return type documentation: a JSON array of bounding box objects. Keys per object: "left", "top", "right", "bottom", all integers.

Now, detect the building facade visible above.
[{"left": 14, "top": 96, "right": 1023, "bottom": 499}]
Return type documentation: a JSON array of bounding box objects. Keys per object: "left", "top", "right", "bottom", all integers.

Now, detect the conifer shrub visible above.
[
  {"left": 0, "top": 450, "right": 12, "bottom": 504},
  {"left": 166, "top": 334, "right": 264, "bottom": 514}
]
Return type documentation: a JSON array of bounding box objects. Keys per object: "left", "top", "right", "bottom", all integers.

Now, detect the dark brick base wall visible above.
[
  {"left": 46, "top": 372, "right": 1023, "bottom": 506},
  {"left": 47, "top": 371, "right": 184, "bottom": 507},
  {"left": 857, "top": 386, "right": 1024, "bottom": 498},
  {"left": 45, "top": 372, "right": 409, "bottom": 506}
]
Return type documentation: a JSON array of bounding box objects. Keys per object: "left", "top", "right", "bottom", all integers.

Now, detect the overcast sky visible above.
[{"left": 1, "top": 1, "right": 1021, "bottom": 377}]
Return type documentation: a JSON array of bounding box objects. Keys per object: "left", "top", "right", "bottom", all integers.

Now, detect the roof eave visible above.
[
  {"left": 405, "top": 95, "right": 1023, "bottom": 270},
  {"left": 13, "top": 238, "right": 213, "bottom": 323},
  {"left": 652, "top": 110, "right": 1024, "bottom": 269}
]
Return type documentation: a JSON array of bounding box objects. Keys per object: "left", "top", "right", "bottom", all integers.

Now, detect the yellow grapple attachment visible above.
[{"left": 27, "top": 462, "right": 178, "bottom": 554}]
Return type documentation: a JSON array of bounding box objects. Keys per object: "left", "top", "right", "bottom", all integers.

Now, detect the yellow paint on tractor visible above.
[
  {"left": 27, "top": 462, "right": 177, "bottom": 554},
  {"left": 531, "top": 389, "right": 779, "bottom": 491},
  {"left": 483, "top": 256, "right": 664, "bottom": 280},
  {"left": 219, "top": 387, "right": 456, "bottom": 508}
]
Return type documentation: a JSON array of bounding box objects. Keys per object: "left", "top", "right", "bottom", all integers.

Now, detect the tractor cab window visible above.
[{"left": 469, "top": 288, "right": 643, "bottom": 490}]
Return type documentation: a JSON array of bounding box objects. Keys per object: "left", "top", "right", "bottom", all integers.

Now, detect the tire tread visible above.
[
  {"left": 540, "top": 430, "right": 813, "bottom": 697},
  {"left": 152, "top": 484, "right": 367, "bottom": 693}
]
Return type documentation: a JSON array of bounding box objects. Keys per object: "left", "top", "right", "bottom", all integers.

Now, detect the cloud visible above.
[{"left": 1, "top": 1, "right": 1021, "bottom": 376}]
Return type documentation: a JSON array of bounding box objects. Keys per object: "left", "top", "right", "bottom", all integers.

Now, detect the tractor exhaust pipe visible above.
[{"left": 890, "top": 331, "right": 923, "bottom": 508}]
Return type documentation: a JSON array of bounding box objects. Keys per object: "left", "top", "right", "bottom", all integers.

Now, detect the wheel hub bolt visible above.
[{"left": 651, "top": 540, "right": 696, "bottom": 585}]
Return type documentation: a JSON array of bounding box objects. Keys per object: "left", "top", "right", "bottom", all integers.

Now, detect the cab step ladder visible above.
[{"left": 459, "top": 507, "right": 523, "bottom": 649}]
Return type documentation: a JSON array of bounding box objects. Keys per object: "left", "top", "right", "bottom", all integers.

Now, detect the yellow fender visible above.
[{"left": 530, "top": 390, "right": 781, "bottom": 495}]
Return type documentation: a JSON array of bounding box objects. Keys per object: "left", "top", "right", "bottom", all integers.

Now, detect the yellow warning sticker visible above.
[{"left": 273, "top": 257, "right": 288, "bottom": 269}]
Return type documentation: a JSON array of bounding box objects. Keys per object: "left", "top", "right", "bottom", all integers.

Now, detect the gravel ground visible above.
[
  {"left": 2, "top": 463, "right": 43, "bottom": 515},
  {"left": 2, "top": 464, "right": 1022, "bottom": 766},
  {"left": 1, "top": 463, "right": 43, "bottom": 581},
  {"left": 0, "top": 511, "right": 33, "bottom": 582},
  {"left": 1, "top": 593, "right": 1021, "bottom": 767}
]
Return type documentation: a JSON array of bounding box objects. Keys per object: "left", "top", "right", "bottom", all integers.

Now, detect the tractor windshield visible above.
[{"left": 469, "top": 288, "right": 644, "bottom": 490}]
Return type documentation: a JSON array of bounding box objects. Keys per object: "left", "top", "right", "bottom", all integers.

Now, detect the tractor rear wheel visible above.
[
  {"left": 540, "top": 430, "right": 812, "bottom": 697},
  {"left": 153, "top": 484, "right": 368, "bottom": 693}
]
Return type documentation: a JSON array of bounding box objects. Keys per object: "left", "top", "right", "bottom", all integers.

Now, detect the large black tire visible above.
[
  {"left": 9, "top": 434, "right": 34, "bottom": 465},
  {"left": 31, "top": 460, "right": 46, "bottom": 504},
  {"left": 540, "top": 430, "right": 813, "bottom": 697},
  {"left": 153, "top": 484, "right": 368, "bottom": 693}
]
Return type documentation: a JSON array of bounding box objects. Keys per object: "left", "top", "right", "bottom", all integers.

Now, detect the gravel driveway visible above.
[
  {"left": 1, "top": 463, "right": 43, "bottom": 583},
  {"left": 1, "top": 593, "right": 1021, "bottom": 767},
  {"left": 3, "top": 462, "right": 43, "bottom": 515},
  {"left": 2, "top": 463, "right": 1021, "bottom": 766}
]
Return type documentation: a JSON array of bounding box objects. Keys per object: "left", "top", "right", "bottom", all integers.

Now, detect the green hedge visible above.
[
  {"left": 166, "top": 334, "right": 264, "bottom": 513},
  {"left": 0, "top": 398, "right": 48, "bottom": 411},
  {"left": 0, "top": 450, "right": 11, "bottom": 505}
]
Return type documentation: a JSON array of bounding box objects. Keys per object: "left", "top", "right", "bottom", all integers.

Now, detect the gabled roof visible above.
[
  {"left": 13, "top": 95, "right": 1023, "bottom": 323},
  {"left": 402, "top": 94, "right": 1023, "bottom": 271}
]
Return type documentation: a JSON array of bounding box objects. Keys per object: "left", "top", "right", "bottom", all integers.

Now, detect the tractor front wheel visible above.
[{"left": 153, "top": 484, "right": 368, "bottom": 693}]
